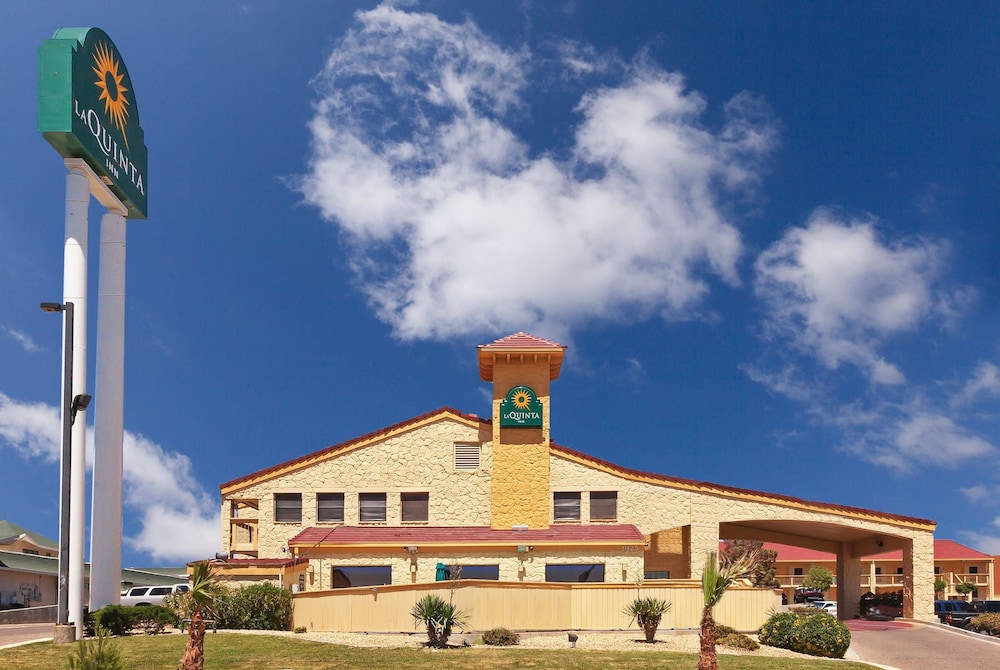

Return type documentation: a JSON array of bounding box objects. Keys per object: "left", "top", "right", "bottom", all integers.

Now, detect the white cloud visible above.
[
  {"left": 754, "top": 210, "right": 953, "bottom": 384},
  {"left": 960, "top": 485, "right": 993, "bottom": 505},
  {"left": 294, "top": 4, "right": 776, "bottom": 341},
  {"left": 958, "top": 530, "right": 1000, "bottom": 556},
  {"left": 953, "top": 361, "right": 1000, "bottom": 407},
  {"left": 0, "top": 392, "right": 218, "bottom": 563},
  {"left": 3, "top": 327, "right": 42, "bottom": 353}
]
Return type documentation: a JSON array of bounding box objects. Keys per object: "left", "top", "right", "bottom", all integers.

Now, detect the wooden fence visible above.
[{"left": 292, "top": 580, "right": 780, "bottom": 633}]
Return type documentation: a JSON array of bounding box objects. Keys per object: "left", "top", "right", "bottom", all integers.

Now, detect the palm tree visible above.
[
  {"left": 698, "top": 550, "right": 759, "bottom": 670},
  {"left": 179, "top": 561, "right": 226, "bottom": 670},
  {"left": 410, "top": 594, "right": 468, "bottom": 647},
  {"left": 624, "top": 596, "right": 671, "bottom": 643}
]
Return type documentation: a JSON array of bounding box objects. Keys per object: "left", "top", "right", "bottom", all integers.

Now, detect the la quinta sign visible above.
[
  {"left": 500, "top": 386, "right": 543, "bottom": 427},
  {"left": 39, "top": 27, "right": 147, "bottom": 219}
]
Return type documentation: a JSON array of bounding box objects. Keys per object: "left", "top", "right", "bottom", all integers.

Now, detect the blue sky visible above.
[{"left": 2, "top": 1, "right": 998, "bottom": 567}]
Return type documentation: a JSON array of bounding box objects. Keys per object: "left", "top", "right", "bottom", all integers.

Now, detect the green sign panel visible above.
[
  {"left": 39, "top": 27, "right": 147, "bottom": 219},
  {"left": 500, "top": 386, "right": 543, "bottom": 428}
]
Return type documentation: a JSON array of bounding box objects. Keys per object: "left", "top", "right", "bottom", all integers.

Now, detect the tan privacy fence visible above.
[{"left": 292, "top": 580, "right": 781, "bottom": 633}]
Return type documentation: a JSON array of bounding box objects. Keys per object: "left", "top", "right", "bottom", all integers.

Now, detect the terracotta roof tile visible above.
[
  {"left": 477, "top": 332, "right": 567, "bottom": 381},
  {"left": 288, "top": 524, "right": 645, "bottom": 548},
  {"left": 479, "top": 332, "right": 565, "bottom": 349},
  {"left": 763, "top": 539, "right": 992, "bottom": 562}
]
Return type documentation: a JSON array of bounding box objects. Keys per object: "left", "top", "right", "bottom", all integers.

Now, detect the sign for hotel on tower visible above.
[
  {"left": 39, "top": 27, "right": 148, "bottom": 219},
  {"left": 500, "top": 386, "right": 543, "bottom": 428}
]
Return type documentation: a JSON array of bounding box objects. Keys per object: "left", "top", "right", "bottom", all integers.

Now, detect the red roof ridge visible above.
[
  {"left": 550, "top": 442, "right": 935, "bottom": 528},
  {"left": 479, "top": 332, "right": 565, "bottom": 349},
  {"left": 220, "top": 407, "right": 489, "bottom": 492}
]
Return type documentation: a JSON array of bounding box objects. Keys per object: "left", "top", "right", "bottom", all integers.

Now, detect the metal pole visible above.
[{"left": 57, "top": 302, "right": 73, "bottom": 627}]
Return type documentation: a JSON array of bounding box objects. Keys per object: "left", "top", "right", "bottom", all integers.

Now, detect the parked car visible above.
[
  {"left": 120, "top": 583, "right": 189, "bottom": 607},
  {"left": 810, "top": 600, "right": 838, "bottom": 617},
  {"left": 934, "top": 599, "right": 977, "bottom": 628},
  {"left": 793, "top": 588, "right": 824, "bottom": 603},
  {"left": 970, "top": 600, "right": 1000, "bottom": 614}
]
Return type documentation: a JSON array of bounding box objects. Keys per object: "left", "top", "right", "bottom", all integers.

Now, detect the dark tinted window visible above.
[
  {"left": 359, "top": 493, "right": 387, "bottom": 522},
  {"left": 545, "top": 564, "right": 605, "bottom": 583},
  {"left": 401, "top": 492, "right": 429, "bottom": 522},
  {"left": 332, "top": 566, "right": 391, "bottom": 588},
  {"left": 590, "top": 491, "right": 617, "bottom": 520},
  {"left": 317, "top": 493, "right": 345, "bottom": 522},
  {"left": 454, "top": 565, "right": 499, "bottom": 580},
  {"left": 274, "top": 493, "right": 302, "bottom": 523}
]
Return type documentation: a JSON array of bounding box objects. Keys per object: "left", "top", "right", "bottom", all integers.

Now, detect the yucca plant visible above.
[
  {"left": 410, "top": 594, "right": 468, "bottom": 647},
  {"left": 699, "top": 550, "right": 759, "bottom": 670},
  {"left": 624, "top": 596, "right": 671, "bottom": 643}
]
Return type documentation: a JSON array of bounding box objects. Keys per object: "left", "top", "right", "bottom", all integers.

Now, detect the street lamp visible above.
[{"left": 40, "top": 301, "right": 86, "bottom": 632}]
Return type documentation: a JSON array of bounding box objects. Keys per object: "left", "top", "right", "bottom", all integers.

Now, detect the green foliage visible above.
[
  {"left": 89, "top": 604, "right": 177, "bottom": 636},
  {"left": 131, "top": 605, "right": 177, "bottom": 635},
  {"left": 409, "top": 594, "right": 468, "bottom": 647},
  {"left": 759, "top": 611, "right": 851, "bottom": 659},
  {"left": 624, "top": 597, "right": 671, "bottom": 642},
  {"left": 216, "top": 582, "right": 292, "bottom": 630},
  {"left": 801, "top": 567, "right": 834, "bottom": 592},
  {"left": 66, "top": 624, "right": 127, "bottom": 670},
  {"left": 91, "top": 606, "right": 134, "bottom": 637},
  {"left": 163, "top": 591, "right": 194, "bottom": 619},
  {"left": 721, "top": 540, "right": 780, "bottom": 588},
  {"left": 933, "top": 578, "right": 948, "bottom": 594},
  {"left": 481, "top": 627, "right": 520, "bottom": 646},
  {"left": 293, "top": 626, "right": 308, "bottom": 634},
  {"left": 718, "top": 633, "right": 760, "bottom": 651},
  {"left": 967, "top": 613, "right": 1000, "bottom": 636},
  {"left": 955, "top": 581, "right": 976, "bottom": 596},
  {"left": 713, "top": 624, "right": 738, "bottom": 638}
]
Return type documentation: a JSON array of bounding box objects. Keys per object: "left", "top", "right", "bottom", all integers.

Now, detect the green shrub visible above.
[
  {"left": 131, "top": 605, "right": 177, "bottom": 634},
  {"left": 623, "top": 597, "right": 671, "bottom": 643},
  {"left": 759, "top": 611, "right": 850, "bottom": 658},
  {"left": 294, "top": 626, "right": 308, "bottom": 633},
  {"left": 409, "top": 594, "right": 468, "bottom": 647},
  {"left": 66, "top": 624, "right": 127, "bottom": 670},
  {"left": 718, "top": 632, "right": 759, "bottom": 651},
  {"left": 714, "top": 624, "right": 738, "bottom": 638},
  {"left": 968, "top": 613, "right": 1000, "bottom": 636},
  {"left": 91, "top": 606, "right": 134, "bottom": 637},
  {"left": 216, "top": 582, "right": 292, "bottom": 631},
  {"left": 481, "top": 627, "right": 520, "bottom": 646}
]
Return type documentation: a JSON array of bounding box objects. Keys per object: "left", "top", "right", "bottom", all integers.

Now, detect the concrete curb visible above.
[{"left": 0, "top": 637, "right": 52, "bottom": 650}]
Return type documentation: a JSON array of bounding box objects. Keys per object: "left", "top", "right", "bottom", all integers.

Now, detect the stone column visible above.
[
  {"left": 688, "top": 520, "right": 719, "bottom": 581},
  {"left": 905, "top": 534, "right": 936, "bottom": 621},
  {"left": 836, "top": 545, "right": 862, "bottom": 620}
]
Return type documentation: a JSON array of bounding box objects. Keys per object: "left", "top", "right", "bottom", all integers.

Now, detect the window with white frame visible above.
[
  {"left": 274, "top": 493, "right": 302, "bottom": 523},
  {"left": 359, "top": 493, "right": 387, "bottom": 522},
  {"left": 553, "top": 491, "right": 581, "bottom": 521},
  {"left": 316, "top": 493, "right": 345, "bottom": 523}
]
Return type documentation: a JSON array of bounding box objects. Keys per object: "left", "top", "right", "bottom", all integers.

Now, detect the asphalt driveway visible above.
[{"left": 847, "top": 619, "right": 1000, "bottom": 670}]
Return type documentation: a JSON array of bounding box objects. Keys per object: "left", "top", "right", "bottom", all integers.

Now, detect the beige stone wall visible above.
[{"left": 223, "top": 418, "right": 491, "bottom": 558}]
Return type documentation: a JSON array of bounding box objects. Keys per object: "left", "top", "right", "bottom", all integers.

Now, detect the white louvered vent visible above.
[{"left": 454, "top": 443, "right": 480, "bottom": 471}]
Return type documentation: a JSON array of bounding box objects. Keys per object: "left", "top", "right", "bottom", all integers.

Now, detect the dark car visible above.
[
  {"left": 935, "top": 600, "right": 977, "bottom": 627},
  {"left": 971, "top": 600, "right": 1000, "bottom": 614},
  {"left": 793, "top": 588, "right": 824, "bottom": 604}
]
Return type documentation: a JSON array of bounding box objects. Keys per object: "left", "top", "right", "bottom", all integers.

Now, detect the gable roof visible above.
[
  {"left": 763, "top": 539, "right": 992, "bottom": 562},
  {"left": 0, "top": 520, "right": 57, "bottom": 550},
  {"left": 288, "top": 524, "right": 645, "bottom": 550},
  {"left": 221, "top": 407, "right": 486, "bottom": 494},
  {"left": 551, "top": 443, "right": 935, "bottom": 531},
  {"left": 478, "top": 332, "right": 566, "bottom": 381}
]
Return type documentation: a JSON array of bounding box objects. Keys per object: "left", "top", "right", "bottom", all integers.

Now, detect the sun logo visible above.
[
  {"left": 92, "top": 42, "right": 130, "bottom": 149},
  {"left": 511, "top": 389, "right": 533, "bottom": 410}
]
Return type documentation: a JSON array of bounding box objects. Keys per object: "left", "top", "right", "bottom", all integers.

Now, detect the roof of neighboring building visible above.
[
  {"left": 763, "top": 539, "right": 992, "bottom": 562},
  {"left": 288, "top": 524, "right": 646, "bottom": 549},
  {"left": 477, "top": 332, "right": 566, "bottom": 381},
  {"left": 0, "top": 550, "right": 186, "bottom": 586},
  {"left": 0, "top": 520, "right": 57, "bottom": 550},
  {"left": 212, "top": 557, "right": 309, "bottom": 569}
]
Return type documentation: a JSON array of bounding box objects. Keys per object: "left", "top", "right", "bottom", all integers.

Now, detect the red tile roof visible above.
[
  {"left": 212, "top": 557, "right": 308, "bottom": 568},
  {"left": 288, "top": 524, "right": 645, "bottom": 548},
  {"left": 761, "top": 539, "right": 992, "bottom": 562},
  {"left": 479, "top": 332, "right": 565, "bottom": 350},
  {"left": 477, "top": 332, "right": 567, "bottom": 381}
]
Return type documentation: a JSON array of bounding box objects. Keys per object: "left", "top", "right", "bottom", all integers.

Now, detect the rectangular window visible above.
[
  {"left": 969, "top": 566, "right": 979, "bottom": 574},
  {"left": 896, "top": 567, "right": 904, "bottom": 575},
  {"left": 359, "top": 493, "right": 387, "bottom": 522},
  {"left": 553, "top": 492, "right": 581, "bottom": 521},
  {"left": 643, "top": 570, "right": 670, "bottom": 580},
  {"left": 934, "top": 566, "right": 941, "bottom": 574},
  {"left": 454, "top": 443, "right": 480, "bottom": 470},
  {"left": 317, "top": 493, "right": 345, "bottom": 523},
  {"left": 589, "top": 491, "right": 617, "bottom": 520},
  {"left": 274, "top": 493, "right": 302, "bottom": 523},
  {"left": 401, "top": 492, "right": 429, "bottom": 522},
  {"left": 332, "top": 566, "right": 392, "bottom": 588},
  {"left": 793, "top": 567, "right": 803, "bottom": 576},
  {"left": 545, "top": 564, "right": 605, "bottom": 583},
  {"left": 453, "top": 565, "right": 500, "bottom": 580},
  {"left": 875, "top": 567, "right": 882, "bottom": 575}
]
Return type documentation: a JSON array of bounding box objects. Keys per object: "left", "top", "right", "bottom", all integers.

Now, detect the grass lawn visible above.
[{"left": 2, "top": 632, "right": 877, "bottom": 670}]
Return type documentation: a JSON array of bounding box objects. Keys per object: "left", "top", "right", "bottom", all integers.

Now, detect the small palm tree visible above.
[
  {"left": 624, "top": 596, "right": 671, "bottom": 643},
  {"left": 410, "top": 594, "right": 468, "bottom": 647},
  {"left": 179, "top": 561, "right": 226, "bottom": 670},
  {"left": 699, "top": 550, "right": 759, "bottom": 670}
]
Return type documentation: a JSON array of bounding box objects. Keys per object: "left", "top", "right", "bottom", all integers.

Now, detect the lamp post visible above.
[{"left": 40, "top": 301, "right": 89, "bottom": 640}]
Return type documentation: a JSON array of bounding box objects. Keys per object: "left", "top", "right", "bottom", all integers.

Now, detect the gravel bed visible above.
[{"left": 226, "top": 628, "right": 814, "bottom": 658}]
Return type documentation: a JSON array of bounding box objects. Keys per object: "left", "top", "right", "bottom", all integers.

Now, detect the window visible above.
[
  {"left": 22, "top": 549, "right": 39, "bottom": 556},
  {"left": 332, "top": 566, "right": 392, "bottom": 588},
  {"left": 274, "top": 493, "right": 302, "bottom": 523},
  {"left": 359, "top": 493, "right": 387, "bottom": 522},
  {"left": 545, "top": 564, "right": 605, "bottom": 583},
  {"left": 875, "top": 567, "right": 882, "bottom": 575},
  {"left": 453, "top": 565, "right": 500, "bottom": 580},
  {"left": 969, "top": 566, "right": 979, "bottom": 574},
  {"left": 317, "top": 493, "right": 345, "bottom": 523},
  {"left": 401, "top": 492, "right": 429, "bottom": 522},
  {"left": 793, "top": 567, "right": 803, "bottom": 576},
  {"left": 149, "top": 587, "right": 172, "bottom": 596},
  {"left": 590, "top": 491, "right": 617, "bottom": 520},
  {"left": 454, "top": 443, "right": 480, "bottom": 470},
  {"left": 896, "top": 567, "right": 904, "bottom": 575},
  {"left": 934, "top": 566, "right": 941, "bottom": 574},
  {"left": 644, "top": 570, "right": 670, "bottom": 579},
  {"left": 553, "top": 492, "right": 581, "bottom": 521}
]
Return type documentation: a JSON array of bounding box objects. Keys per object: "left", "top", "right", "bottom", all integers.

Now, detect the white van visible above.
[{"left": 119, "top": 583, "right": 189, "bottom": 607}]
